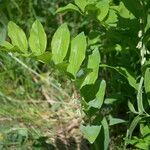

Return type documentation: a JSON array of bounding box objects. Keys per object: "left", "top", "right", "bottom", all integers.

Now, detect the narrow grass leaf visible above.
[
  {"left": 137, "top": 77, "right": 145, "bottom": 113},
  {"left": 144, "top": 68, "right": 150, "bottom": 106},
  {"left": 104, "top": 98, "right": 117, "bottom": 104},
  {"left": 128, "top": 100, "right": 139, "bottom": 114},
  {"left": 127, "top": 115, "right": 142, "bottom": 139},
  {"left": 101, "top": 117, "right": 110, "bottom": 150},
  {"left": 109, "top": 115, "right": 126, "bottom": 126}
]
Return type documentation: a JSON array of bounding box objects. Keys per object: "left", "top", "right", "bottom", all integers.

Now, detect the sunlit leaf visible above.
[
  {"left": 67, "top": 32, "right": 87, "bottom": 77},
  {"left": 74, "top": 0, "right": 88, "bottom": 12},
  {"left": 81, "top": 48, "right": 100, "bottom": 87},
  {"left": 8, "top": 21, "right": 28, "bottom": 53},
  {"left": 51, "top": 23, "right": 70, "bottom": 64},
  {"left": 56, "top": 3, "right": 81, "bottom": 13},
  {"left": 105, "top": 9, "right": 118, "bottom": 26},
  {"left": 117, "top": 2, "right": 134, "bottom": 19},
  {"left": 96, "top": 0, "right": 109, "bottom": 21},
  {"left": 0, "top": 41, "right": 20, "bottom": 52},
  {"left": 29, "top": 20, "right": 47, "bottom": 56},
  {"left": 36, "top": 52, "right": 52, "bottom": 64}
]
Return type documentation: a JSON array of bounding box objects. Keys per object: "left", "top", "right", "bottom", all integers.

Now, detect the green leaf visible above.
[
  {"left": 128, "top": 100, "right": 139, "bottom": 114},
  {"left": 105, "top": 9, "right": 118, "bottom": 27},
  {"left": 36, "top": 52, "right": 52, "bottom": 64},
  {"left": 88, "top": 80, "right": 106, "bottom": 109},
  {"left": 135, "top": 141, "right": 150, "bottom": 150},
  {"left": 80, "top": 80, "right": 101, "bottom": 102},
  {"left": 117, "top": 2, "right": 134, "bottom": 19},
  {"left": 99, "top": 64, "right": 138, "bottom": 90},
  {"left": 0, "top": 41, "right": 20, "bottom": 52},
  {"left": 81, "top": 48, "right": 100, "bottom": 87},
  {"left": 127, "top": 115, "right": 142, "bottom": 139},
  {"left": 74, "top": 0, "right": 88, "bottom": 12},
  {"left": 80, "top": 125, "right": 101, "bottom": 144},
  {"left": 8, "top": 21, "right": 28, "bottom": 53},
  {"left": 121, "top": 0, "right": 144, "bottom": 18},
  {"left": 56, "top": 3, "right": 81, "bottom": 13},
  {"left": 0, "top": 24, "right": 6, "bottom": 44},
  {"left": 140, "top": 124, "right": 150, "bottom": 136},
  {"left": 144, "top": 68, "right": 150, "bottom": 106},
  {"left": 96, "top": 0, "right": 109, "bottom": 21},
  {"left": 0, "top": 41, "right": 13, "bottom": 49},
  {"left": 51, "top": 23, "right": 70, "bottom": 64},
  {"left": 67, "top": 32, "right": 87, "bottom": 77},
  {"left": 29, "top": 20, "right": 47, "bottom": 56},
  {"left": 109, "top": 115, "right": 126, "bottom": 126},
  {"left": 104, "top": 98, "right": 117, "bottom": 104},
  {"left": 137, "top": 77, "right": 145, "bottom": 113},
  {"left": 101, "top": 117, "right": 110, "bottom": 150}
]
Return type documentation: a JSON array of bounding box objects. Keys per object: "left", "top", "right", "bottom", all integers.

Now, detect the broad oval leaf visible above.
[
  {"left": 96, "top": 0, "right": 109, "bottom": 21},
  {"left": 67, "top": 32, "right": 87, "bottom": 77},
  {"left": 80, "top": 124, "right": 101, "bottom": 144},
  {"left": 51, "top": 23, "right": 70, "bottom": 64},
  {"left": 88, "top": 80, "right": 106, "bottom": 109},
  {"left": 8, "top": 21, "right": 28, "bottom": 53},
  {"left": 74, "top": 0, "right": 88, "bottom": 12},
  {"left": 81, "top": 48, "right": 100, "bottom": 87},
  {"left": 29, "top": 20, "right": 47, "bottom": 56},
  {"left": 56, "top": 3, "right": 81, "bottom": 13}
]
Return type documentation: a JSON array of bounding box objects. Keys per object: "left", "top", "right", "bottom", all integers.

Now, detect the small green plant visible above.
[{"left": 0, "top": 0, "right": 150, "bottom": 149}]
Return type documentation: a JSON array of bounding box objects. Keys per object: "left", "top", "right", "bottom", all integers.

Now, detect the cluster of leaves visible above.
[{"left": 0, "top": 0, "right": 150, "bottom": 149}]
